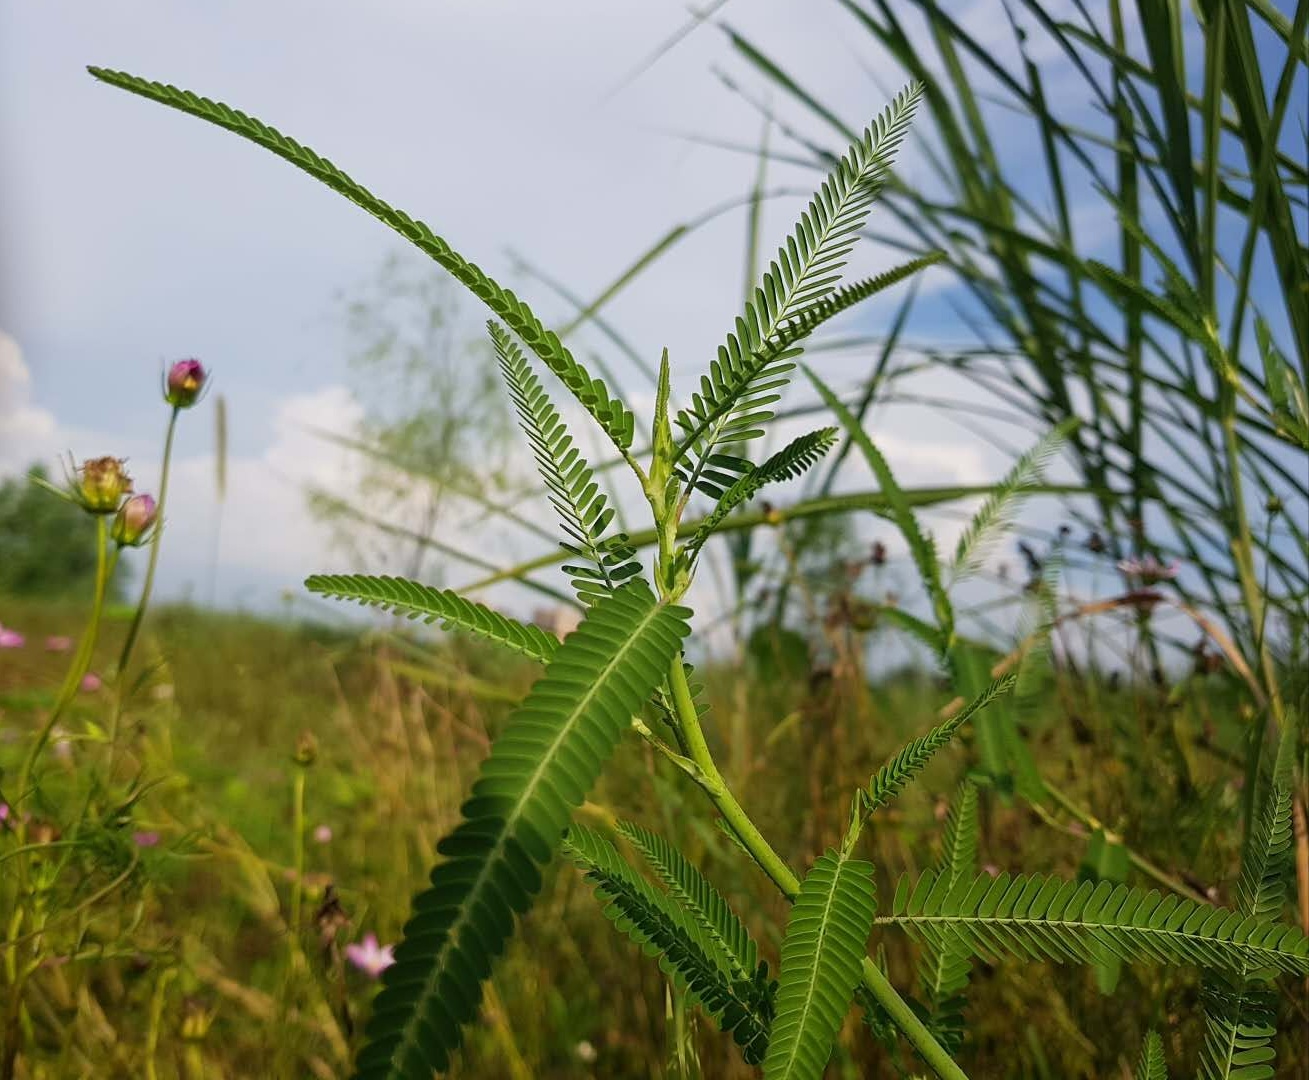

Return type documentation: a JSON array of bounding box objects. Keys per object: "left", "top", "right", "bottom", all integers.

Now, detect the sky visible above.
[
  {"left": 2, "top": 1, "right": 1296, "bottom": 643},
  {"left": 0, "top": 1, "right": 1015, "bottom": 619}
]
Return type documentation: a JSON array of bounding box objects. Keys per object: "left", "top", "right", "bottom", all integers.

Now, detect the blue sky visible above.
[
  {"left": 2, "top": 1, "right": 1298, "bottom": 642},
  {"left": 1, "top": 1, "right": 1012, "bottom": 616}
]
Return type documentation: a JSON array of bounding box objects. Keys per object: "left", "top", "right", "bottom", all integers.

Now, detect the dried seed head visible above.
[{"left": 77, "top": 457, "right": 132, "bottom": 514}]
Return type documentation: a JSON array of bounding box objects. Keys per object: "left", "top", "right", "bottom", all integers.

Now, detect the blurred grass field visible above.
[{"left": 2, "top": 595, "right": 1293, "bottom": 1079}]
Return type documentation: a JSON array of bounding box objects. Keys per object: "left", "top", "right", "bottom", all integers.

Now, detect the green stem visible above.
[
  {"left": 109, "top": 405, "right": 180, "bottom": 768},
  {"left": 1039, "top": 782, "right": 1209, "bottom": 905},
  {"left": 13, "top": 516, "right": 115, "bottom": 819},
  {"left": 116, "top": 405, "right": 180, "bottom": 682},
  {"left": 290, "top": 768, "right": 307, "bottom": 935},
  {"left": 663, "top": 656, "right": 968, "bottom": 1080}
]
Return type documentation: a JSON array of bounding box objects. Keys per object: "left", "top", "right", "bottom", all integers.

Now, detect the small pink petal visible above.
[
  {"left": 80, "top": 672, "right": 103, "bottom": 692},
  {"left": 133, "top": 831, "right": 160, "bottom": 848},
  {"left": 345, "top": 933, "right": 396, "bottom": 978},
  {"left": 313, "top": 824, "right": 333, "bottom": 844},
  {"left": 0, "top": 629, "right": 25, "bottom": 649},
  {"left": 45, "top": 636, "right": 72, "bottom": 652}
]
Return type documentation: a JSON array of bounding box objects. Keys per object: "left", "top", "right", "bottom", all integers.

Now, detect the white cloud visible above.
[{"left": 0, "top": 330, "right": 58, "bottom": 472}]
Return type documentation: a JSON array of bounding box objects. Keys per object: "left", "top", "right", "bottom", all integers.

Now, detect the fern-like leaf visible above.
[
  {"left": 804, "top": 365, "right": 952, "bottom": 641},
  {"left": 89, "top": 66, "right": 638, "bottom": 451},
  {"left": 305, "top": 573, "right": 559, "bottom": 663},
  {"left": 564, "top": 825, "right": 775, "bottom": 1065},
  {"left": 1197, "top": 972, "right": 1278, "bottom": 1080},
  {"left": 916, "top": 782, "right": 979, "bottom": 1052},
  {"left": 490, "top": 322, "right": 641, "bottom": 604},
  {"left": 674, "top": 86, "right": 922, "bottom": 470},
  {"left": 616, "top": 821, "right": 763, "bottom": 986},
  {"left": 1134, "top": 1030, "right": 1168, "bottom": 1080},
  {"left": 762, "top": 849, "right": 877, "bottom": 1080},
  {"left": 686, "top": 428, "right": 838, "bottom": 555},
  {"left": 354, "top": 583, "right": 689, "bottom": 1079},
  {"left": 1196, "top": 783, "right": 1294, "bottom": 1080},
  {"left": 861, "top": 677, "right": 1014, "bottom": 814},
  {"left": 951, "top": 420, "right": 1073, "bottom": 578},
  {"left": 883, "top": 871, "right": 1309, "bottom": 977}
]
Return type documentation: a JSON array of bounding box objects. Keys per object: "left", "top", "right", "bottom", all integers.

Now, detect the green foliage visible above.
[
  {"left": 1135, "top": 1030, "right": 1168, "bottom": 1080},
  {"left": 762, "top": 848, "right": 877, "bottom": 1080},
  {"left": 355, "top": 583, "right": 688, "bottom": 1078},
  {"left": 861, "top": 677, "right": 1014, "bottom": 813},
  {"left": 564, "top": 825, "right": 774, "bottom": 1064},
  {"left": 687, "top": 428, "right": 838, "bottom": 557},
  {"left": 885, "top": 871, "right": 1309, "bottom": 976},
  {"left": 87, "top": 47, "right": 1309, "bottom": 1078},
  {"left": 674, "top": 86, "right": 922, "bottom": 472},
  {"left": 304, "top": 572, "right": 559, "bottom": 663},
  {"left": 0, "top": 467, "right": 128, "bottom": 602},
  {"left": 1197, "top": 779, "right": 1294, "bottom": 1079},
  {"left": 804, "top": 366, "right": 951, "bottom": 644},
  {"left": 951, "top": 421, "right": 1074, "bottom": 579},
  {"left": 916, "top": 783, "right": 978, "bottom": 1052},
  {"left": 616, "top": 821, "right": 764, "bottom": 987},
  {"left": 491, "top": 321, "right": 641, "bottom": 604},
  {"left": 87, "top": 66, "right": 639, "bottom": 454}
]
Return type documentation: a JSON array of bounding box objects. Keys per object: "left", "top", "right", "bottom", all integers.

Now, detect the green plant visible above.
[{"left": 86, "top": 66, "right": 1309, "bottom": 1080}]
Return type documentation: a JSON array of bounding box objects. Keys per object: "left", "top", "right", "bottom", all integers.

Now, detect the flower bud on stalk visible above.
[
  {"left": 164, "top": 359, "right": 207, "bottom": 408},
  {"left": 76, "top": 456, "right": 133, "bottom": 514},
  {"left": 111, "top": 493, "right": 159, "bottom": 547}
]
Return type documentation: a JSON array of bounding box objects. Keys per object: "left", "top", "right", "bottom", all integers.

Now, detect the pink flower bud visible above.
[
  {"left": 80, "top": 672, "right": 103, "bottom": 692},
  {"left": 112, "top": 493, "right": 158, "bottom": 547},
  {"left": 45, "top": 636, "right": 72, "bottom": 652},
  {"left": 77, "top": 457, "right": 133, "bottom": 514},
  {"left": 0, "top": 627, "right": 25, "bottom": 649},
  {"left": 165, "top": 359, "right": 207, "bottom": 408}
]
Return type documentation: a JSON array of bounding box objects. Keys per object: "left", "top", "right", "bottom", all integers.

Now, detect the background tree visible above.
[{"left": 0, "top": 466, "right": 130, "bottom": 602}]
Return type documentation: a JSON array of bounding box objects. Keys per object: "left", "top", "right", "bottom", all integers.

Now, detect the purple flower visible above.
[
  {"left": 112, "top": 493, "right": 159, "bottom": 548},
  {"left": 345, "top": 933, "right": 395, "bottom": 979},
  {"left": 0, "top": 803, "right": 10, "bottom": 824},
  {"left": 133, "top": 830, "right": 160, "bottom": 848},
  {"left": 313, "top": 824, "right": 333, "bottom": 845},
  {"left": 0, "top": 627, "right": 25, "bottom": 649},
  {"left": 80, "top": 672, "right": 103, "bottom": 693},
  {"left": 165, "top": 359, "right": 207, "bottom": 408},
  {"left": 1117, "top": 555, "right": 1180, "bottom": 585},
  {"left": 45, "top": 635, "right": 72, "bottom": 652}
]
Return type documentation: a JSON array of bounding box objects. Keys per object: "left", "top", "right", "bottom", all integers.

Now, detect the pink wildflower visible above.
[
  {"left": 133, "top": 831, "right": 160, "bottom": 848},
  {"left": 45, "top": 635, "right": 72, "bottom": 652},
  {"left": 0, "top": 627, "right": 25, "bottom": 649},
  {"left": 80, "top": 672, "right": 103, "bottom": 692},
  {"left": 313, "top": 824, "right": 333, "bottom": 844},
  {"left": 345, "top": 933, "right": 395, "bottom": 979},
  {"left": 165, "top": 359, "right": 207, "bottom": 408}
]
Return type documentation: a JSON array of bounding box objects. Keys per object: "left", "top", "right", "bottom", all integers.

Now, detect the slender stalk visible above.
[
  {"left": 14, "top": 516, "right": 115, "bottom": 819},
  {"left": 108, "top": 405, "right": 180, "bottom": 771},
  {"left": 1040, "top": 782, "right": 1209, "bottom": 905},
  {"left": 290, "top": 768, "right": 307, "bottom": 935},
  {"left": 115, "top": 405, "right": 179, "bottom": 683},
  {"left": 663, "top": 656, "right": 968, "bottom": 1080}
]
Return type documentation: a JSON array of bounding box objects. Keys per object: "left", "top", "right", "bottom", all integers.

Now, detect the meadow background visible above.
[{"left": 1, "top": 2, "right": 1305, "bottom": 1077}]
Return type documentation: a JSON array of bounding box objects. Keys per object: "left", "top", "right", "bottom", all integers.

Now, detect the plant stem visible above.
[
  {"left": 116, "top": 405, "right": 180, "bottom": 686},
  {"left": 663, "top": 656, "right": 968, "bottom": 1080},
  {"left": 1041, "top": 781, "right": 1209, "bottom": 905},
  {"left": 14, "top": 516, "right": 114, "bottom": 821},
  {"left": 290, "top": 768, "right": 307, "bottom": 935}
]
